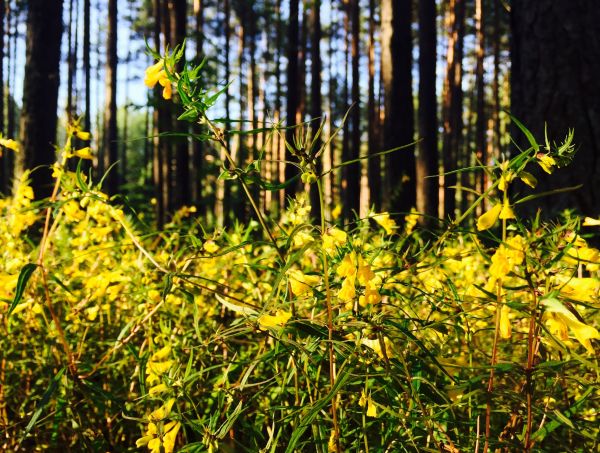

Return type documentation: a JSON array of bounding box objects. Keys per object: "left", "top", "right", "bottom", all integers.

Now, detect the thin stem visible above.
[
  {"left": 37, "top": 152, "right": 79, "bottom": 378},
  {"left": 318, "top": 177, "right": 340, "bottom": 453},
  {"left": 483, "top": 212, "right": 507, "bottom": 453}
]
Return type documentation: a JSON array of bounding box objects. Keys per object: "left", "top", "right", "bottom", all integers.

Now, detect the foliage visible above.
[{"left": 0, "top": 47, "right": 598, "bottom": 453}]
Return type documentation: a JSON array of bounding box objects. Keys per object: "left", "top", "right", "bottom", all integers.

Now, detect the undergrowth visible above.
[{"left": 0, "top": 44, "right": 598, "bottom": 452}]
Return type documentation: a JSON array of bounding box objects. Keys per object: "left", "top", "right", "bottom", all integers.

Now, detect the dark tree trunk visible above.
[
  {"left": 0, "top": 0, "right": 5, "bottom": 193},
  {"left": 344, "top": 0, "right": 360, "bottom": 220},
  {"left": 284, "top": 0, "right": 300, "bottom": 199},
  {"left": 511, "top": 0, "right": 600, "bottom": 216},
  {"left": 474, "top": 0, "right": 486, "bottom": 199},
  {"left": 381, "top": 0, "right": 415, "bottom": 216},
  {"left": 66, "top": 0, "right": 75, "bottom": 121},
  {"left": 103, "top": 0, "right": 118, "bottom": 194},
  {"left": 193, "top": 0, "right": 204, "bottom": 211},
  {"left": 417, "top": 0, "right": 438, "bottom": 222},
  {"left": 170, "top": 0, "right": 189, "bottom": 209},
  {"left": 367, "top": 0, "right": 381, "bottom": 211},
  {"left": 153, "top": 0, "right": 166, "bottom": 226},
  {"left": 441, "top": 0, "right": 465, "bottom": 219},
  {"left": 16, "top": 0, "right": 63, "bottom": 201},
  {"left": 83, "top": 0, "right": 91, "bottom": 134},
  {"left": 309, "top": 0, "right": 322, "bottom": 222}
]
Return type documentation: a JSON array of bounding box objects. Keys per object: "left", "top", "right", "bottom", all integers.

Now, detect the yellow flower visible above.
[
  {"left": 583, "top": 217, "right": 600, "bottom": 227},
  {"left": 518, "top": 171, "right": 537, "bottom": 188},
  {"left": 257, "top": 309, "right": 292, "bottom": 328},
  {"left": 537, "top": 153, "right": 556, "bottom": 174},
  {"left": 0, "top": 137, "right": 20, "bottom": 152},
  {"left": 287, "top": 269, "right": 319, "bottom": 297},
  {"left": 543, "top": 297, "right": 600, "bottom": 354},
  {"left": 498, "top": 171, "right": 515, "bottom": 192},
  {"left": 404, "top": 208, "right": 420, "bottom": 234},
  {"left": 336, "top": 251, "right": 357, "bottom": 278},
  {"left": 73, "top": 147, "right": 93, "bottom": 160},
  {"left": 499, "top": 201, "right": 515, "bottom": 220},
  {"left": 371, "top": 212, "right": 397, "bottom": 235},
  {"left": 137, "top": 420, "right": 181, "bottom": 453},
  {"left": 476, "top": 203, "right": 502, "bottom": 231},
  {"left": 359, "top": 278, "right": 382, "bottom": 307},
  {"left": 322, "top": 227, "right": 347, "bottom": 254},
  {"left": 559, "top": 277, "right": 599, "bottom": 304},
  {"left": 76, "top": 130, "right": 91, "bottom": 140},
  {"left": 359, "top": 390, "right": 378, "bottom": 418},
  {"left": 338, "top": 275, "right": 356, "bottom": 303},
  {"left": 145, "top": 59, "right": 173, "bottom": 100},
  {"left": 356, "top": 255, "right": 375, "bottom": 286}
]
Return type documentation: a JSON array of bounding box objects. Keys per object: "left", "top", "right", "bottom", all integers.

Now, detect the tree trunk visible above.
[
  {"left": 153, "top": 0, "right": 166, "bottom": 226},
  {"left": 441, "top": 0, "right": 465, "bottom": 219},
  {"left": 83, "top": 0, "right": 91, "bottom": 134},
  {"left": 0, "top": 0, "right": 5, "bottom": 193},
  {"left": 193, "top": 0, "right": 204, "bottom": 211},
  {"left": 474, "top": 0, "right": 486, "bottom": 200},
  {"left": 66, "top": 0, "right": 75, "bottom": 121},
  {"left": 381, "top": 0, "right": 415, "bottom": 216},
  {"left": 511, "top": 1, "right": 600, "bottom": 216},
  {"left": 344, "top": 0, "right": 360, "bottom": 220},
  {"left": 16, "top": 0, "right": 63, "bottom": 201},
  {"left": 367, "top": 0, "right": 381, "bottom": 212},
  {"left": 309, "top": 0, "right": 322, "bottom": 222},
  {"left": 417, "top": 0, "right": 438, "bottom": 222},
  {"left": 170, "top": 0, "right": 189, "bottom": 209},
  {"left": 284, "top": 0, "right": 300, "bottom": 199},
  {"left": 103, "top": 0, "right": 118, "bottom": 194}
]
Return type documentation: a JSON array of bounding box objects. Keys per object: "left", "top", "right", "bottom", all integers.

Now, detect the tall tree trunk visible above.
[
  {"left": 103, "top": 0, "right": 118, "bottom": 194},
  {"left": 16, "top": 0, "right": 63, "bottom": 201},
  {"left": 0, "top": 0, "right": 5, "bottom": 193},
  {"left": 511, "top": 0, "right": 600, "bottom": 216},
  {"left": 344, "top": 0, "right": 360, "bottom": 220},
  {"left": 153, "top": 0, "right": 166, "bottom": 226},
  {"left": 474, "top": 0, "right": 486, "bottom": 200},
  {"left": 417, "top": 0, "right": 438, "bottom": 222},
  {"left": 170, "top": 0, "right": 189, "bottom": 209},
  {"left": 381, "top": 0, "right": 415, "bottom": 216},
  {"left": 284, "top": 0, "right": 300, "bottom": 199},
  {"left": 341, "top": 0, "right": 350, "bottom": 218},
  {"left": 309, "top": 0, "right": 322, "bottom": 222},
  {"left": 66, "top": 0, "right": 75, "bottom": 121},
  {"left": 441, "top": 0, "right": 465, "bottom": 219},
  {"left": 491, "top": 0, "right": 502, "bottom": 160},
  {"left": 83, "top": 0, "right": 91, "bottom": 133},
  {"left": 367, "top": 0, "right": 381, "bottom": 211},
  {"left": 193, "top": 0, "right": 204, "bottom": 210}
]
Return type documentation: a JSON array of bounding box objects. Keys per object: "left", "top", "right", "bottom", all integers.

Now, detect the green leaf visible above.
[
  {"left": 8, "top": 263, "right": 37, "bottom": 316},
  {"left": 22, "top": 367, "right": 66, "bottom": 439},
  {"left": 509, "top": 114, "right": 539, "bottom": 151}
]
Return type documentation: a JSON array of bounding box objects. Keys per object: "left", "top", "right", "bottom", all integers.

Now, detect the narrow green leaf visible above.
[
  {"left": 22, "top": 367, "right": 66, "bottom": 439},
  {"left": 509, "top": 113, "right": 539, "bottom": 151},
  {"left": 8, "top": 263, "right": 37, "bottom": 316}
]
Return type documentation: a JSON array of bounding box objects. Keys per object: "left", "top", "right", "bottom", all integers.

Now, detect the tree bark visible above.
[
  {"left": 367, "top": 0, "right": 381, "bottom": 212},
  {"left": 16, "top": 0, "right": 63, "bottom": 201},
  {"left": 511, "top": 0, "right": 600, "bottom": 216},
  {"left": 284, "top": 0, "right": 300, "bottom": 199},
  {"left": 381, "top": 0, "right": 415, "bottom": 216},
  {"left": 309, "top": 0, "right": 322, "bottom": 222},
  {"left": 103, "top": 0, "right": 118, "bottom": 194},
  {"left": 417, "top": 0, "right": 438, "bottom": 222},
  {"left": 441, "top": 0, "right": 465, "bottom": 219},
  {"left": 474, "top": 0, "right": 486, "bottom": 199}
]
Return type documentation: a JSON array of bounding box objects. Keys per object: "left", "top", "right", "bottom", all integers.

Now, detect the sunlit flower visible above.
[
  {"left": 257, "top": 309, "right": 292, "bottom": 328},
  {"left": 537, "top": 153, "right": 556, "bottom": 174},
  {"left": 145, "top": 59, "right": 173, "bottom": 100},
  {"left": 543, "top": 297, "right": 600, "bottom": 353},
  {"left": 287, "top": 269, "right": 320, "bottom": 297},
  {"left": 476, "top": 203, "right": 502, "bottom": 231},
  {"left": 338, "top": 275, "right": 356, "bottom": 302},
  {"left": 371, "top": 212, "right": 397, "bottom": 235}
]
